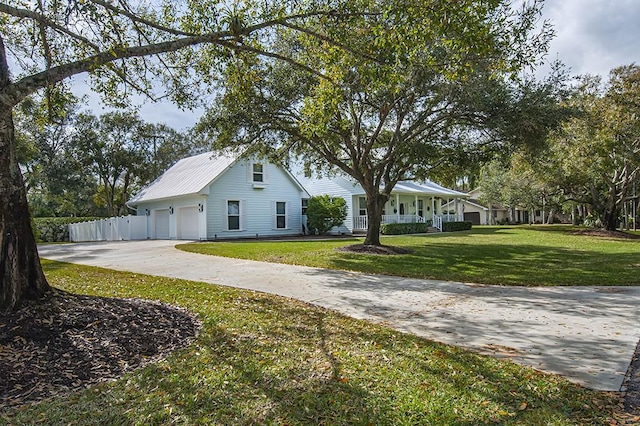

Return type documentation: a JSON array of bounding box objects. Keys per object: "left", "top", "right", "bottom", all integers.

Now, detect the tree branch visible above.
[{"left": 0, "top": 2, "right": 100, "bottom": 51}]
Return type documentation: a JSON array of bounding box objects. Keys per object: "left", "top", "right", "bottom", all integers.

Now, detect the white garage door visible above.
[
  {"left": 154, "top": 209, "right": 170, "bottom": 239},
  {"left": 178, "top": 206, "right": 199, "bottom": 240}
]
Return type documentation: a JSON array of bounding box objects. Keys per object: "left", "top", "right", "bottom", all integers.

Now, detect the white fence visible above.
[{"left": 69, "top": 216, "right": 148, "bottom": 242}]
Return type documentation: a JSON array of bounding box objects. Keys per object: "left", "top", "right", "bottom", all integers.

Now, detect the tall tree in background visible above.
[
  {"left": 0, "top": 0, "right": 389, "bottom": 310},
  {"left": 549, "top": 65, "right": 640, "bottom": 230},
  {"left": 198, "top": 0, "right": 559, "bottom": 246},
  {"left": 73, "top": 112, "right": 146, "bottom": 216},
  {"left": 15, "top": 96, "right": 102, "bottom": 217},
  {"left": 16, "top": 105, "right": 195, "bottom": 217},
  {"left": 72, "top": 112, "right": 201, "bottom": 216}
]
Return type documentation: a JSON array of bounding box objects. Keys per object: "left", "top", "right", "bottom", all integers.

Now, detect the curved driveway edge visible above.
[{"left": 38, "top": 240, "right": 640, "bottom": 391}]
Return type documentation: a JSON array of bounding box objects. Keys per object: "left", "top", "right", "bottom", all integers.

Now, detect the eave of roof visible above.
[{"left": 128, "top": 151, "right": 236, "bottom": 205}]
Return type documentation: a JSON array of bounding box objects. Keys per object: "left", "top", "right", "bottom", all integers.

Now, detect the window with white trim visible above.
[
  {"left": 276, "top": 201, "right": 286, "bottom": 229},
  {"left": 252, "top": 163, "right": 264, "bottom": 182},
  {"left": 301, "top": 199, "right": 308, "bottom": 215},
  {"left": 227, "top": 200, "right": 240, "bottom": 230},
  {"left": 358, "top": 197, "right": 366, "bottom": 216}
]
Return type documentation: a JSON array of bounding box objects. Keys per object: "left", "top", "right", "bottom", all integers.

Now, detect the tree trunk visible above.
[
  {"left": 363, "top": 191, "right": 388, "bottom": 246},
  {"left": 0, "top": 37, "right": 51, "bottom": 312},
  {"left": 602, "top": 206, "right": 620, "bottom": 231}
]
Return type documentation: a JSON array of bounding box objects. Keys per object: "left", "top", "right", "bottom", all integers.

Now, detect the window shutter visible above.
[
  {"left": 271, "top": 201, "right": 276, "bottom": 229},
  {"left": 286, "top": 201, "right": 290, "bottom": 229},
  {"left": 246, "top": 161, "right": 252, "bottom": 183},
  {"left": 224, "top": 199, "right": 229, "bottom": 231},
  {"left": 263, "top": 163, "right": 268, "bottom": 183},
  {"left": 240, "top": 200, "right": 247, "bottom": 230}
]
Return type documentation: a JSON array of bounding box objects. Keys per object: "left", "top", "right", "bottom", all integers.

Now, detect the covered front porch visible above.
[{"left": 352, "top": 191, "right": 465, "bottom": 232}]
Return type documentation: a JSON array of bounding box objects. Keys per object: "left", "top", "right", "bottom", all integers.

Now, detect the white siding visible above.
[
  {"left": 297, "top": 175, "right": 356, "bottom": 234},
  {"left": 205, "top": 161, "right": 304, "bottom": 239},
  {"left": 136, "top": 195, "right": 206, "bottom": 240}
]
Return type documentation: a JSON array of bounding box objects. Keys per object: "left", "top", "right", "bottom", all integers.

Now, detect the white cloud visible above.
[{"left": 542, "top": 0, "right": 640, "bottom": 76}]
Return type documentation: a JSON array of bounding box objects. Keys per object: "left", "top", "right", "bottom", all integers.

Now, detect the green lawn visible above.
[
  {"left": 1, "top": 260, "right": 618, "bottom": 425},
  {"left": 178, "top": 226, "right": 640, "bottom": 286}
]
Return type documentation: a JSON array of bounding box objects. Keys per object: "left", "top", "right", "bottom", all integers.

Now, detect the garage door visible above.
[
  {"left": 178, "top": 206, "right": 199, "bottom": 240},
  {"left": 464, "top": 212, "right": 481, "bottom": 225},
  {"left": 154, "top": 209, "right": 170, "bottom": 239}
]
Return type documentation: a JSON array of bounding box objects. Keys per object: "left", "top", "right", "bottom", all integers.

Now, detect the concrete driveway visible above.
[{"left": 38, "top": 240, "right": 640, "bottom": 392}]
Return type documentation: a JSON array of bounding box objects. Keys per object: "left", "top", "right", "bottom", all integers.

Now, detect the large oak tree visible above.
[
  {"left": 197, "top": 0, "right": 557, "bottom": 245},
  {"left": 0, "top": 0, "right": 394, "bottom": 311},
  {"left": 546, "top": 65, "right": 640, "bottom": 230}
]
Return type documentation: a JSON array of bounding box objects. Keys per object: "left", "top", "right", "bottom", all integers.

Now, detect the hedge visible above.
[
  {"left": 442, "top": 221, "right": 473, "bottom": 232},
  {"left": 380, "top": 222, "right": 431, "bottom": 235},
  {"left": 33, "top": 217, "right": 103, "bottom": 243}
]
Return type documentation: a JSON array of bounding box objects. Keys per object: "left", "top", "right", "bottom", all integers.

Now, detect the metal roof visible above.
[
  {"left": 390, "top": 180, "right": 469, "bottom": 198},
  {"left": 128, "top": 151, "right": 236, "bottom": 204},
  {"left": 295, "top": 171, "right": 467, "bottom": 198}
]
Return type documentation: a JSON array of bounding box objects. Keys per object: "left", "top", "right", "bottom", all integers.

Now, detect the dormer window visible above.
[{"left": 252, "top": 163, "right": 264, "bottom": 182}]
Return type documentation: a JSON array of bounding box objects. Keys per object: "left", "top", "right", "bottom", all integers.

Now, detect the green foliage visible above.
[
  {"left": 583, "top": 214, "right": 603, "bottom": 229},
  {"left": 16, "top": 102, "right": 201, "bottom": 218},
  {"left": 306, "top": 195, "right": 347, "bottom": 235},
  {"left": 545, "top": 64, "right": 640, "bottom": 230},
  {"left": 380, "top": 222, "right": 430, "bottom": 235},
  {"left": 33, "top": 217, "right": 102, "bottom": 243},
  {"left": 442, "top": 221, "right": 473, "bottom": 232},
  {"left": 198, "top": 0, "right": 555, "bottom": 246}
]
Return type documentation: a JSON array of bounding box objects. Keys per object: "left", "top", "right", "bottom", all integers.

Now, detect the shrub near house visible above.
[
  {"left": 380, "top": 222, "right": 431, "bottom": 235},
  {"left": 306, "top": 195, "right": 348, "bottom": 235},
  {"left": 443, "top": 221, "right": 473, "bottom": 232},
  {"left": 380, "top": 221, "right": 473, "bottom": 234},
  {"left": 34, "top": 217, "right": 103, "bottom": 242}
]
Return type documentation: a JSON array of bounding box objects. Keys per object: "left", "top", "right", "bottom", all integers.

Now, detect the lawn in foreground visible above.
[
  {"left": 178, "top": 226, "right": 640, "bottom": 286},
  {"left": 1, "top": 260, "right": 617, "bottom": 425}
]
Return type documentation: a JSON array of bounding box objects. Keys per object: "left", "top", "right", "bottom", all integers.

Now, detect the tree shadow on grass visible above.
[
  {"left": 328, "top": 241, "right": 640, "bottom": 286},
  {"left": 4, "top": 284, "right": 615, "bottom": 425}
]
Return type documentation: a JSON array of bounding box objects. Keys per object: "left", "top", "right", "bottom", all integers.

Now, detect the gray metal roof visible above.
[
  {"left": 391, "top": 180, "right": 469, "bottom": 198},
  {"left": 297, "top": 172, "right": 468, "bottom": 198},
  {"left": 128, "top": 151, "right": 236, "bottom": 204}
]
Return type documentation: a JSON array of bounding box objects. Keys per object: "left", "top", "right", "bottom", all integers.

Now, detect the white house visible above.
[
  {"left": 297, "top": 174, "right": 469, "bottom": 233},
  {"left": 127, "top": 151, "right": 309, "bottom": 240},
  {"left": 444, "top": 188, "right": 573, "bottom": 225},
  {"left": 442, "top": 188, "right": 510, "bottom": 225}
]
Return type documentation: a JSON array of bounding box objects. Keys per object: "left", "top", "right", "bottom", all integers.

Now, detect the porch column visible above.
[
  {"left": 454, "top": 198, "right": 459, "bottom": 220},
  {"left": 431, "top": 196, "right": 435, "bottom": 217},
  {"left": 396, "top": 193, "right": 400, "bottom": 222},
  {"left": 414, "top": 195, "right": 418, "bottom": 219}
]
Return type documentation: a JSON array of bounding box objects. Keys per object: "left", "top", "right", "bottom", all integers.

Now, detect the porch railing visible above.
[
  {"left": 433, "top": 215, "right": 442, "bottom": 232},
  {"left": 353, "top": 214, "right": 424, "bottom": 231},
  {"left": 433, "top": 214, "right": 464, "bottom": 231},
  {"left": 353, "top": 215, "right": 368, "bottom": 231},
  {"left": 354, "top": 213, "right": 464, "bottom": 232}
]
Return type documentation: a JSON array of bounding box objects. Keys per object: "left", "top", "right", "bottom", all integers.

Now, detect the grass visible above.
[
  {"left": 178, "top": 226, "right": 640, "bottom": 286},
  {"left": 1, "top": 260, "right": 618, "bottom": 425}
]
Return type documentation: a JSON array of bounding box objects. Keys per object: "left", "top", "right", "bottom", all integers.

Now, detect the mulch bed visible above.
[
  {"left": 621, "top": 339, "right": 640, "bottom": 419},
  {"left": 572, "top": 229, "right": 640, "bottom": 239},
  {"left": 336, "top": 244, "right": 413, "bottom": 255},
  {"left": 0, "top": 289, "right": 200, "bottom": 410}
]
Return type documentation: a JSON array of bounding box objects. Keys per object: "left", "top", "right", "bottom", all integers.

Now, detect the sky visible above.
[{"left": 75, "top": 0, "right": 640, "bottom": 131}]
